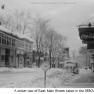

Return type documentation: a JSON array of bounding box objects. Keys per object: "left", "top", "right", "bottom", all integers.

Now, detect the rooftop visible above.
[
  {"left": 0, "top": 25, "right": 33, "bottom": 42},
  {"left": 78, "top": 22, "right": 94, "bottom": 28}
]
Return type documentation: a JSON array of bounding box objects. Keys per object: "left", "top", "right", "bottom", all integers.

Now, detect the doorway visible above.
[{"left": 5, "top": 49, "right": 10, "bottom": 67}]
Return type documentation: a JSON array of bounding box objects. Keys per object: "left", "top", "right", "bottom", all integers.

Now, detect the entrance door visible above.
[{"left": 5, "top": 49, "right": 10, "bottom": 67}]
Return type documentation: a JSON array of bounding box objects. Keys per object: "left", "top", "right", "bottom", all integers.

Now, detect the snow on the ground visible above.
[
  {"left": 0, "top": 67, "right": 41, "bottom": 73},
  {"left": 79, "top": 68, "right": 91, "bottom": 74},
  {"left": 0, "top": 67, "right": 80, "bottom": 88}
]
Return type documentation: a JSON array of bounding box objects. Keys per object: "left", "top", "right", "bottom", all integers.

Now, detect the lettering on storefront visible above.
[{"left": 81, "top": 34, "right": 94, "bottom": 40}]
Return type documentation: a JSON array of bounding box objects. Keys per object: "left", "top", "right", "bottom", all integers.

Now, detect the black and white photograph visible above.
[{"left": 0, "top": 0, "right": 94, "bottom": 88}]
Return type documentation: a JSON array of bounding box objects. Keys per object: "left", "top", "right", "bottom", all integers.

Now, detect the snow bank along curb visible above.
[{"left": 0, "top": 67, "right": 43, "bottom": 73}]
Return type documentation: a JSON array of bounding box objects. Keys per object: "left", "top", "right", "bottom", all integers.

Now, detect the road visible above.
[
  {"left": 0, "top": 68, "right": 94, "bottom": 88},
  {"left": 0, "top": 68, "right": 44, "bottom": 87},
  {"left": 0, "top": 68, "right": 75, "bottom": 88},
  {"left": 63, "top": 69, "right": 94, "bottom": 88}
]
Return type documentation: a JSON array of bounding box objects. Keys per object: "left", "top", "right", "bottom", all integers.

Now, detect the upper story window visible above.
[
  {"left": 7, "top": 37, "right": 9, "bottom": 45},
  {"left": 2, "top": 34, "right": 6, "bottom": 45},
  {"left": 0, "top": 31, "right": 16, "bottom": 47},
  {"left": 12, "top": 39, "right": 15, "bottom": 46}
]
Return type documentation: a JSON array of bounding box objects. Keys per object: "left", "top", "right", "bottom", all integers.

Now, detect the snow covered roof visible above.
[
  {"left": 13, "top": 32, "right": 34, "bottom": 42},
  {"left": 79, "top": 25, "right": 94, "bottom": 28},
  {"left": 0, "top": 26, "right": 33, "bottom": 42}
]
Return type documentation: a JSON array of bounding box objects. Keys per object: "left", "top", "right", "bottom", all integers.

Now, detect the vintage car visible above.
[{"left": 64, "top": 60, "right": 79, "bottom": 74}]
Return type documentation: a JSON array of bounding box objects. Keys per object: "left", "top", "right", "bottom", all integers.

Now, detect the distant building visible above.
[
  {"left": 51, "top": 47, "right": 70, "bottom": 68},
  {"left": 0, "top": 26, "right": 33, "bottom": 68},
  {"left": 78, "top": 22, "right": 94, "bottom": 71}
]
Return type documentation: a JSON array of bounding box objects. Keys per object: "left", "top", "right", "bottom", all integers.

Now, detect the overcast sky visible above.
[{"left": 1, "top": 0, "right": 94, "bottom": 51}]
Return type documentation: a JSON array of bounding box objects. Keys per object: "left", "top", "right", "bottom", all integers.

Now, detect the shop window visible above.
[
  {"left": 1, "top": 55, "right": 5, "bottom": 61},
  {"left": 1, "top": 48, "right": 5, "bottom": 62}
]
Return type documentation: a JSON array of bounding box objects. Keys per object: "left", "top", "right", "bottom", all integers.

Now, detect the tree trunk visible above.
[
  {"left": 38, "top": 52, "right": 40, "bottom": 68},
  {"left": 49, "top": 48, "right": 52, "bottom": 68}
]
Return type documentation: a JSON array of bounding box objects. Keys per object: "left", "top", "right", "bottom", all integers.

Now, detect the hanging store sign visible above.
[
  {"left": 78, "top": 26, "right": 94, "bottom": 42},
  {"left": 80, "top": 34, "right": 94, "bottom": 40},
  {"left": 78, "top": 26, "right": 94, "bottom": 33}
]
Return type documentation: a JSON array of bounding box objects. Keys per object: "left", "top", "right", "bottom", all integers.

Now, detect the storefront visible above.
[
  {"left": 0, "top": 30, "right": 16, "bottom": 67},
  {"left": 0, "top": 26, "right": 33, "bottom": 68},
  {"left": 16, "top": 49, "right": 25, "bottom": 68},
  {"left": 24, "top": 52, "right": 32, "bottom": 67},
  {"left": 0, "top": 47, "right": 16, "bottom": 67},
  {"left": 78, "top": 23, "right": 94, "bottom": 72}
]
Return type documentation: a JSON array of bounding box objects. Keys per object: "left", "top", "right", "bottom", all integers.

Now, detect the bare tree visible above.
[
  {"left": 32, "top": 15, "right": 67, "bottom": 68},
  {"left": 32, "top": 17, "right": 49, "bottom": 67},
  {"left": 44, "top": 28, "right": 66, "bottom": 68},
  {"left": 13, "top": 10, "right": 33, "bottom": 34},
  {"left": 0, "top": 9, "right": 34, "bottom": 34},
  {"left": 0, "top": 8, "right": 67, "bottom": 68}
]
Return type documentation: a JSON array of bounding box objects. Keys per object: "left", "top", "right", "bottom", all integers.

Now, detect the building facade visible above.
[
  {"left": 78, "top": 23, "right": 94, "bottom": 71},
  {"left": 0, "top": 26, "right": 33, "bottom": 68}
]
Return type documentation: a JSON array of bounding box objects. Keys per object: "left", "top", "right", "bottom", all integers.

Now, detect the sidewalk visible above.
[{"left": 63, "top": 69, "right": 94, "bottom": 88}]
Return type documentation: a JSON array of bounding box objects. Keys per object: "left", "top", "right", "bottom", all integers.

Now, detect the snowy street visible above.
[
  {"left": 0, "top": 68, "right": 79, "bottom": 88},
  {"left": 0, "top": 68, "right": 94, "bottom": 88}
]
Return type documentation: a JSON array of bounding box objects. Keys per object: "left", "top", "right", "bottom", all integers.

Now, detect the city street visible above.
[
  {"left": 0, "top": 68, "right": 76, "bottom": 88},
  {"left": 0, "top": 68, "right": 94, "bottom": 88},
  {"left": 0, "top": 1, "right": 94, "bottom": 93}
]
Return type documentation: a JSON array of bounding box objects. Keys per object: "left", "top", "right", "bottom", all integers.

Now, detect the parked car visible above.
[{"left": 64, "top": 60, "right": 79, "bottom": 74}]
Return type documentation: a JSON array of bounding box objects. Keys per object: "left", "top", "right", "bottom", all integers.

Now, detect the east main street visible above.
[{"left": 0, "top": 68, "right": 94, "bottom": 88}]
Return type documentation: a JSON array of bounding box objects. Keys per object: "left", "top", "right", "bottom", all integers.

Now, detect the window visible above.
[
  {"left": 7, "top": 37, "right": 8, "bottom": 45},
  {"left": 12, "top": 39, "right": 15, "bottom": 46},
  {"left": 8, "top": 38, "right": 11, "bottom": 45},
  {"left": 2, "top": 34, "right": 5, "bottom": 44},
  {"left": 1, "top": 55, "right": 5, "bottom": 61},
  {"left": 1, "top": 48, "right": 5, "bottom": 62},
  {"left": 3, "top": 35, "right": 6, "bottom": 45},
  {"left": 7, "top": 37, "right": 10, "bottom": 45}
]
